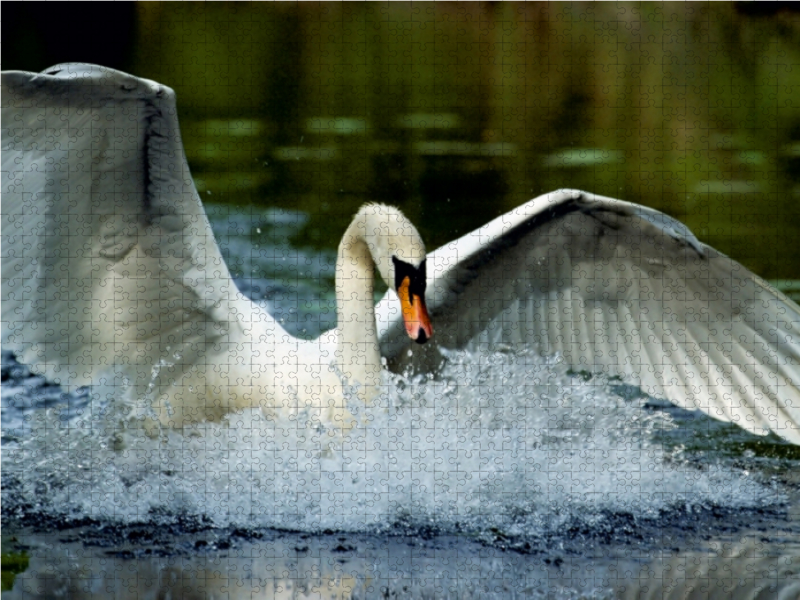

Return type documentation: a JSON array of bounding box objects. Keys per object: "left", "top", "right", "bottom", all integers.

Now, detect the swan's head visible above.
[
  {"left": 358, "top": 204, "right": 434, "bottom": 344},
  {"left": 390, "top": 254, "right": 433, "bottom": 344}
]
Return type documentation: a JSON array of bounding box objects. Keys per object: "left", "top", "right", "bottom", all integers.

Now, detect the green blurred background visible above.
[{"left": 5, "top": 1, "right": 800, "bottom": 281}]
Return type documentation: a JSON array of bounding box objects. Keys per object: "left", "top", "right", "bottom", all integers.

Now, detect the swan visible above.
[{"left": 4, "top": 64, "right": 800, "bottom": 443}]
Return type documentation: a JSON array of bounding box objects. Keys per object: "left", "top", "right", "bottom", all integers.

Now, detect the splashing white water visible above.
[{"left": 1, "top": 348, "right": 780, "bottom": 535}]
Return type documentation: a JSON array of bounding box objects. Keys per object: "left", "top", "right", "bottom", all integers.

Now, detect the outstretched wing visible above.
[
  {"left": 1, "top": 64, "right": 264, "bottom": 412},
  {"left": 377, "top": 189, "right": 800, "bottom": 443}
]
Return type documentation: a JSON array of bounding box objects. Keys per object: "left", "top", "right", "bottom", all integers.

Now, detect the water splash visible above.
[{"left": 1, "top": 347, "right": 781, "bottom": 537}]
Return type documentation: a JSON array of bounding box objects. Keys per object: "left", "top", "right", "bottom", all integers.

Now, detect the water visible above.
[{"left": 3, "top": 203, "right": 800, "bottom": 597}]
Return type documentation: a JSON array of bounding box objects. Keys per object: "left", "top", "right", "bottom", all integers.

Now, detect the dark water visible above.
[{"left": 7, "top": 3, "right": 800, "bottom": 277}]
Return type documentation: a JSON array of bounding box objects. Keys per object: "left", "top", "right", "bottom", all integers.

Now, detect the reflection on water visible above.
[
  {"left": 4, "top": 530, "right": 800, "bottom": 599},
  {"left": 619, "top": 538, "right": 800, "bottom": 600},
  {"left": 135, "top": 2, "right": 800, "bottom": 280},
  {"left": 7, "top": 3, "right": 794, "bottom": 276}
]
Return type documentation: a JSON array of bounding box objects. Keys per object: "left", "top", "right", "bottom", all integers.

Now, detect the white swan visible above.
[{"left": 4, "top": 64, "right": 800, "bottom": 443}]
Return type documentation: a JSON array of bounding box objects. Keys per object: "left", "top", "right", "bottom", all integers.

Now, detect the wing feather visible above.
[
  {"left": 1, "top": 64, "right": 263, "bottom": 414},
  {"left": 378, "top": 189, "right": 800, "bottom": 442}
]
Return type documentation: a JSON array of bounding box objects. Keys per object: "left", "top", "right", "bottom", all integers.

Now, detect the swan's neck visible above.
[{"left": 335, "top": 216, "right": 381, "bottom": 400}]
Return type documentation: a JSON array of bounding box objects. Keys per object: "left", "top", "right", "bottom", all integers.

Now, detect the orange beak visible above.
[{"left": 399, "top": 276, "right": 433, "bottom": 343}]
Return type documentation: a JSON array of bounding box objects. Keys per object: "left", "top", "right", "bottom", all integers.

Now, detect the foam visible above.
[{"left": 1, "top": 347, "right": 780, "bottom": 535}]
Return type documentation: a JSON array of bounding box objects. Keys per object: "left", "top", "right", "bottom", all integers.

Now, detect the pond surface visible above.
[{"left": 3, "top": 203, "right": 800, "bottom": 598}]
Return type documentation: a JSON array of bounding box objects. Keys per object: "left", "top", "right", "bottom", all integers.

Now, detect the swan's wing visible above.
[
  {"left": 2, "top": 64, "right": 266, "bottom": 411},
  {"left": 377, "top": 189, "right": 800, "bottom": 443}
]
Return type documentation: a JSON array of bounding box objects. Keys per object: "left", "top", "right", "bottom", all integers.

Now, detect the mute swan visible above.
[{"left": 4, "top": 64, "right": 800, "bottom": 443}]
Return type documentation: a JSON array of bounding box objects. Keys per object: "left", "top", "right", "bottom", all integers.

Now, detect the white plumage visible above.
[{"left": 4, "top": 64, "right": 800, "bottom": 443}]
